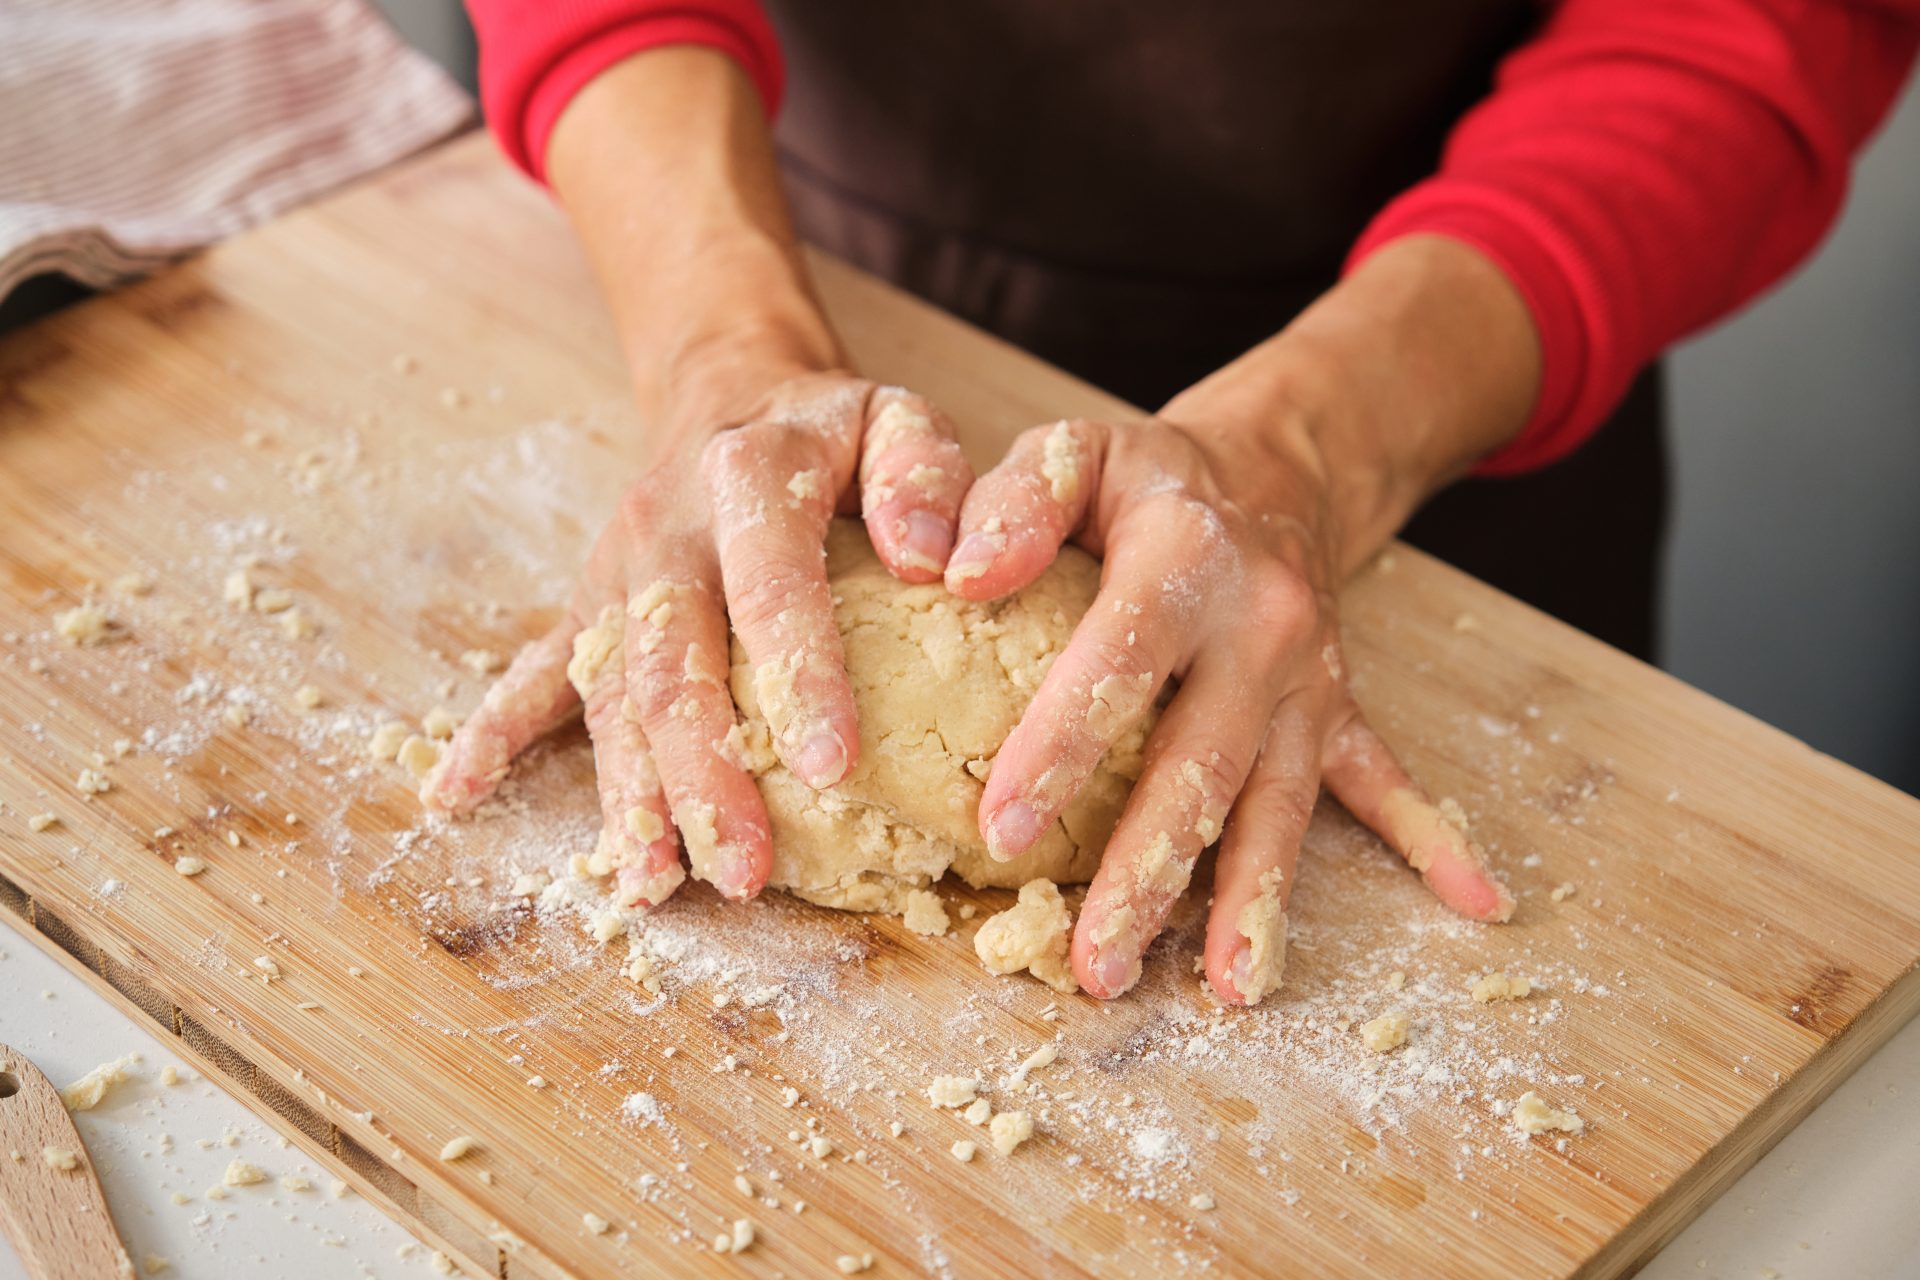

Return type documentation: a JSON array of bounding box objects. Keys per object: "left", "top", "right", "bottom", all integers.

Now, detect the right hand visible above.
[{"left": 421, "top": 371, "right": 974, "bottom": 910}]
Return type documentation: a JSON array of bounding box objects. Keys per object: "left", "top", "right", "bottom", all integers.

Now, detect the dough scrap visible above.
[
  {"left": 989, "top": 1110, "right": 1035, "bottom": 1156},
  {"left": 1360, "top": 1009, "right": 1410, "bottom": 1053},
  {"left": 1470, "top": 972, "right": 1533, "bottom": 1002},
  {"left": 53, "top": 604, "right": 119, "bottom": 646},
  {"left": 901, "top": 889, "right": 950, "bottom": 936},
  {"left": 730, "top": 521, "right": 1153, "bottom": 915},
  {"left": 60, "top": 1054, "right": 140, "bottom": 1111},
  {"left": 973, "top": 879, "right": 1077, "bottom": 993},
  {"left": 1511, "top": 1090, "right": 1584, "bottom": 1136}
]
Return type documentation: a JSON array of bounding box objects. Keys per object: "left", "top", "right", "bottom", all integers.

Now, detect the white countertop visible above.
[{"left": 2, "top": 919, "right": 1915, "bottom": 1280}]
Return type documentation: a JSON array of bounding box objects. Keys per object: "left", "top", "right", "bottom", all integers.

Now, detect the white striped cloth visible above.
[{"left": 0, "top": 0, "right": 473, "bottom": 300}]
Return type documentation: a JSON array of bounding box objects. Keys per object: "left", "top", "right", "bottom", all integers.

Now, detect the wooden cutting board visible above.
[{"left": 2, "top": 134, "right": 1917, "bottom": 1280}]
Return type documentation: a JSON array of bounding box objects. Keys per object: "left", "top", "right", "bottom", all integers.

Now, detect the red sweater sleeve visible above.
[
  {"left": 1350, "top": 0, "right": 1920, "bottom": 475},
  {"left": 465, "top": 0, "right": 783, "bottom": 183}
]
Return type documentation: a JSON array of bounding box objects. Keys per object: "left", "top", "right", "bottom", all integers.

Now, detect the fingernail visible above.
[
  {"left": 898, "top": 509, "right": 954, "bottom": 571},
  {"left": 796, "top": 726, "right": 848, "bottom": 789},
  {"left": 986, "top": 800, "right": 1043, "bottom": 859},
  {"left": 1228, "top": 943, "right": 1254, "bottom": 999},
  {"left": 717, "top": 848, "right": 757, "bottom": 901},
  {"left": 1096, "top": 949, "right": 1137, "bottom": 996},
  {"left": 945, "top": 531, "right": 1004, "bottom": 583}
]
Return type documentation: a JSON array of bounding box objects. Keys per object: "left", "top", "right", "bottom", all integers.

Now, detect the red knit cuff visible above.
[
  {"left": 1345, "top": 187, "right": 1600, "bottom": 478},
  {"left": 476, "top": 3, "right": 784, "bottom": 185}
]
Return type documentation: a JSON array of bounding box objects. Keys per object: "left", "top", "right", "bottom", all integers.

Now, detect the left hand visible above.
[{"left": 945, "top": 403, "right": 1513, "bottom": 1005}]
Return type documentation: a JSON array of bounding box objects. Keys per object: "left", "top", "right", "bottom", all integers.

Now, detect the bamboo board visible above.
[{"left": 2, "top": 134, "right": 1918, "bottom": 1279}]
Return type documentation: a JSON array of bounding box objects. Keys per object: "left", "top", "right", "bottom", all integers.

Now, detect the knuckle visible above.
[
  {"left": 700, "top": 424, "right": 774, "bottom": 484},
  {"left": 725, "top": 554, "right": 823, "bottom": 639},
  {"left": 1246, "top": 564, "right": 1318, "bottom": 632}
]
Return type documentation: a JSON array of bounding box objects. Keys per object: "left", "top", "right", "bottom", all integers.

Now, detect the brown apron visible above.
[{"left": 767, "top": 1, "right": 1667, "bottom": 660}]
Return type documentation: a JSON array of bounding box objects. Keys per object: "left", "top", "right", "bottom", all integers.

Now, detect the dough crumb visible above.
[
  {"left": 174, "top": 857, "right": 206, "bottom": 877},
  {"left": 1006, "top": 1042, "right": 1058, "bottom": 1092},
  {"left": 28, "top": 813, "right": 58, "bottom": 832},
  {"left": 1470, "top": 972, "right": 1533, "bottom": 1003},
  {"left": 973, "top": 880, "right": 1077, "bottom": 993},
  {"left": 367, "top": 720, "right": 410, "bottom": 761},
  {"left": 278, "top": 607, "right": 317, "bottom": 639},
  {"left": 1040, "top": 421, "right": 1081, "bottom": 503},
  {"left": 224, "top": 568, "right": 254, "bottom": 610},
  {"left": 61, "top": 1053, "right": 140, "bottom": 1110},
  {"left": 112, "top": 572, "right": 153, "bottom": 597},
  {"left": 989, "top": 1110, "right": 1034, "bottom": 1156},
  {"left": 962, "top": 1097, "right": 991, "bottom": 1126},
  {"left": 396, "top": 734, "right": 441, "bottom": 780},
  {"left": 293, "top": 684, "right": 324, "bottom": 710},
  {"left": 439, "top": 1136, "right": 479, "bottom": 1161},
  {"left": 159, "top": 1065, "right": 182, "bottom": 1086},
  {"left": 253, "top": 588, "right": 294, "bottom": 614},
  {"left": 836, "top": 1255, "right": 874, "bottom": 1275},
  {"left": 1189, "top": 1191, "right": 1216, "bottom": 1211},
  {"left": 727, "top": 1219, "right": 755, "bottom": 1253},
  {"left": 1360, "top": 1010, "right": 1410, "bottom": 1053},
  {"left": 460, "top": 647, "right": 504, "bottom": 676},
  {"left": 1550, "top": 881, "right": 1578, "bottom": 902},
  {"left": 143, "top": 1255, "right": 170, "bottom": 1274},
  {"left": 902, "top": 888, "right": 950, "bottom": 937},
  {"left": 222, "top": 1158, "right": 268, "bottom": 1186},
  {"left": 280, "top": 1174, "right": 312, "bottom": 1192},
  {"left": 582, "top": 1212, "right": 610, "bottom": 1235},
  {"left": 950, "top": 1139, "right": 977, "bottom": 1162},
  {"left": 422, "top": 706, "right": 459, "bottom": 739},
  {"left": 42, "top": 1146, "right": 80, "bottom": 1171},
  {"left": 53, "top": 604, "right": 120, "bottom": 646},
  {"left": 429, "top": 1253, "right": 454, "bottom": 1275},
  {"left": 927, "top": 1076, "right": 980, "bottom": 1109},
  {"left": 1511, "top": 1090, "right": 1585, "bottom": 1136}
]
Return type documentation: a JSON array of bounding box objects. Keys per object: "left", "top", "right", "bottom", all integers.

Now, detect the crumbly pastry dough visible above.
[
  {"left": 730, "top": 520, "right": 1153, "bottom": 915},
  {"left": 1511, "top": 1090, "right": 1584, "bottom": 1136},
  {"left": 974, "top": 879, "right": 1078, "bottom": 993},
  {"left": 1470, "top": 972, "right": 1533, "bottom": 1002}
]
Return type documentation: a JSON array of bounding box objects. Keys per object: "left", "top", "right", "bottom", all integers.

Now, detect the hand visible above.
[
  {"left": 946, "top": 405, "right": 1513, "bottom": 1005},
  {"left": 421, "top": 370, "right": 973, "bottom": 910}
]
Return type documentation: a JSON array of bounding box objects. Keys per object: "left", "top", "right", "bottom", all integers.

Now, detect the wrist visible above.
[{"left": 1164, "top": 234, "right": 1540, "bottom": 577}]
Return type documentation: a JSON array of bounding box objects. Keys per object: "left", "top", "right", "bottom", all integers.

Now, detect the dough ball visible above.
[{"left": 729, "top": 520, "right": 1154, "bottom": 913}]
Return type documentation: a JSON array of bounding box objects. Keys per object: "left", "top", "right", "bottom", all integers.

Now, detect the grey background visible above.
[
  {"left": 381, "top": 4, "right": 1920, "bottom": 794},
  {"left": 1664, "top": 78, "right": 1920, "bottom": 795}
]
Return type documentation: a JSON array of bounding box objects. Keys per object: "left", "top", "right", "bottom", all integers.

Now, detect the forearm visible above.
[
  {"left": 1166, "top": 235, "right": 1540, "bottom": 578},
  {"left": 545, "top": 47, "right": 839, "bottom": 444}
]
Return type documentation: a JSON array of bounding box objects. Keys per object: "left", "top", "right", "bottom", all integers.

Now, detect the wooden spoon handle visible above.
[{"left": 0, "top": 1044, "right": 134, "bottom": 1280}]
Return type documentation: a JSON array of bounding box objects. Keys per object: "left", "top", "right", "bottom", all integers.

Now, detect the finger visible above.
[
  {"left": 621, "top": 574, "right": 774, "bottom": 901},
  {"left": 1202, "top": 698, "right": 1325, "bottom": 1007},
  {"left": 705, "top": 423, "right": 860, "bottom": 790},
  {"left": 859, "top": 387, "right": 973, "bottom": 582},
  {"left": 945, "top": 419, "right": 1103, "bottom": 600},
  {"left": 976, "top": 502, "right": 1208, "bottom": 862},
  {"left": 1320, "top": 704, "right": 1514, "bottom": 922},
  {"left": 566, "top": 601, "right": 689, "bottom": 908},
  {"left": 420, "top": 619, "right": 579, "bottom": 814},
  {"left": 1067, "top": 652, "right": 1269, "bottom": 998}
]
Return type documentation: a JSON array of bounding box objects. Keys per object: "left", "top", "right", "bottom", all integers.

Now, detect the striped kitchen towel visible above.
[{"left": 0, "top": 0, "right": 473, "bottom": 301}]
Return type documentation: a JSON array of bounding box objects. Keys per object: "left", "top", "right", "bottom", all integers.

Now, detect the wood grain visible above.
[
  {"left": 0, "top": 1045, "right": 135, "bottom": 1280},
  {"left": 1, "top": 134, "right": 1917, "bottom": 1279}
]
